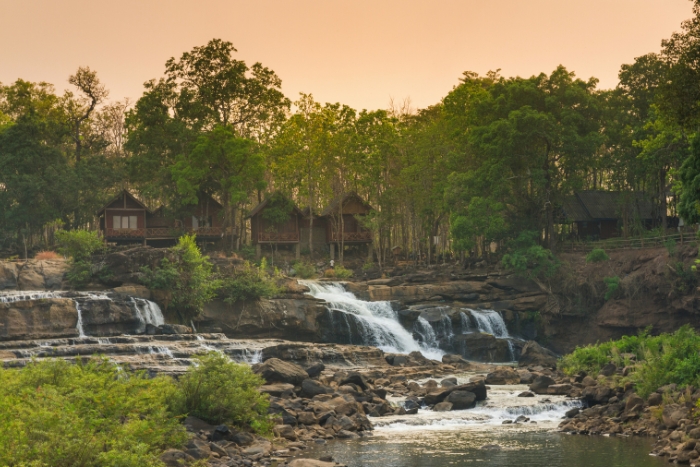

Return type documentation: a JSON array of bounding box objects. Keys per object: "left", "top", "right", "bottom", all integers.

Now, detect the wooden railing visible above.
[
  {"left": 106, "top": 227, "right": 223, "bottom": 240},
  {"left": 328, "top": 231, "right": 373, "bottom": 242},
  {"left": 562, "top": 233, "right": 688, "bottom": 253},
  {"left": 105, "top": 228, "right": 145, "bottom": 238},
  {"left": 258, "top": 232, "right": 300, "bottom": 243}
]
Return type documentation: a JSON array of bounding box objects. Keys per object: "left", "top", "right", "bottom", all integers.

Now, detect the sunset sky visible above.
[{"left": 0, "top": 0, "right": 693, "bottom": 111}]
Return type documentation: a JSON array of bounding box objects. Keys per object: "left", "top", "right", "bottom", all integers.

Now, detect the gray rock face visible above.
[
  {"left": 10, "top": 260, "right": 68, "bottom": 291},
  {"left": 445, "top": 390, "right": 477, "bottom": 409},
  {"left": 485, "top": 367, "right": 520, "bottom": 385},
  {"left": 0, "top": 262, "right": 18, "bottom": 290},
  {"left": 254, "top": 358, "right": 309, "bottom": 385},
  {"left": 433, "top": 401, "right": 453, "bottom": 412},
  {"left": 454, "top": 333, "right": 512, "bottom": 362},
  {"left": 529, "top": 375, "right": 556, "bottom": 394},
  {"left": 300, "top": 379, "right": 333, "bottom": 398}
]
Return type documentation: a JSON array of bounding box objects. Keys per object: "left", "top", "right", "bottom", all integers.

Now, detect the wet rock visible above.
[
  {"left": 442, "top": 354, "right": 470, "bottom": 365},
  {"left": 335, "top": 430, "right": 360, "bottom": 440},
  {"left": 518, "top": 341, "right": 557, "bottom": 368},
  {"left": 565, "top": 407, "right": 580, "bottom": 418},
  {"left": 305, "top": 362, "right": 325, "bottom": 378},
  {"left": 300, "top": 379, "right": 333, "bottom": 398},
  {"left": 424, "top": 380, "right": 487, "bottom": 405},
  {"left": 288, "top": 459, "right": 345, "bottom": 467},
  {"left": 433, "top": 401, "right": 453, "bottom": 412},
  {"left": 518, "top": 391, "right": 535, "bottom": 398},
  {"left": 255, "top": 358, "right": 309, "bottom": 385},
  {"left": 485, "top": 367, "right": 520, "bottom": 385},
  {"left": 440, "top": 377, "right": 458, "bottom": 387},
  {"left": 529, "top": 375, "right": 555, "bottom": 394},
  {"left": 445, "top": 390, "right": 477, "bottom": 410},
  {"left": 454, "top": 333, "right": 512, "bottom": 362}
]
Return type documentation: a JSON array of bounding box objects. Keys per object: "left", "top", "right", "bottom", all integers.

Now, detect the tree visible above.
[{"left": 65, "top": 67, "right": 109, "bottom": 163}]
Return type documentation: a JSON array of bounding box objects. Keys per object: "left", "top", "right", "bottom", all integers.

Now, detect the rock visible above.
[
  {"left": 261, "top": 342, "right": 387, "bottom": 368},
  {"left": 544, "top": 384, "right": 572, "bottom": 395},
  {"left": 442, "top": 354, "right": 470, "bottom": 365},
  {"left": 647, "top": 392, "right": 663, "bottom": 406},
  {"left": 230, "top": 431, "right": 255, "bottom": 446},
  {"left": 663, "top": 406, "right": 690, "bottom": 430},
  {"left": 339, "top": 372, "right": 370, "bottom": 391},
  {"left": 185, "top": 438, "right": 211, "bottom": 460},
  {"left": 300, "top": 379, "right": 333, "bottom": 398},
  {"left": 0, "top": 298, "right": 79, "bottom": 340},
  {"left": 625, "top": 394, "right": 645, "bottom": 412},
  {"left": 485, "top": 367, "right": 520, "bottom": 385},
  {"left": 424, "top": 380, "right": 487, "bottom": 405},
  {"left": 160, "top": 449, "right": 195, "bottom": 466},
  {"left": 111, "top": 284, "right": 151, "bottom": 300},
  {"left": 518, "top": 341, "right": 557, "bottom": 368},
  {"left": 599, "top": 363, "right": 617, "bottom": 377},
  {"left": 335, "top": 430, "right": 360, "bottom": 440},
  {"left": 0, "top": 262, "right": 18, "bottom": 289},
  {"left": 158, "top": 324, "right": 192, "bottom": 335},
  {"left": 582, "top": 385, "right": 613, "bottom": 405},
  {"left": 445, "top": 390, "right": 477, "bottom": 410},
  {"left": 305, "top": 362, "right": 325, "bottom": 378},
  {"left": 518, "top": 370, "right": 535, "bottom": 384},
  {"left": 255, "top": 358, "right": 309, "bottom": 385},
  {"left": 274, "top": 424, "right": 297, "bottom": 441},
  {"left": 260, "top": 383, "right": 295, "bottom": 398},
  {"left": 433, "top": 401, "right": 453, "bottom": 412},
  {"left": 454, "top": 333, "right": 512, "bottom": 362},
  {"left": 518, "top": 391, "right": 535, "bottom": 398},
  {"left": 441, "top": 377, "right": 458, "bottom": 387},
  {"left": 529, "top": 375, "right": 555, "bottom": 394},
  {"left": 297, "top": 411, "right": 318, "bottom": 425},
  {"left": 565, "top": 407, "right": 580, "bottom": 418}
]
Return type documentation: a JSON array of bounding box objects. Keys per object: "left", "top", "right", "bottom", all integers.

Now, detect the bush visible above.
[
  {"left": 0, "top": 358, "right": 185, "bottom": 467},
  {"left": 35, "top": 250, "right": 60, "bottom": 260},
  {"left": 292, "top": 261, "right": 316, "bottom": 279},
  {"left": 501, "top": 231, "right": 559, "bottom": 279},
  {"left": 141, "top": 235, "right": 220, "bottom": 322},
  {"left": 333, "top": 265, "right": 353, "bottom": 279},
  {"left": 585, "top": 248, "right": 609, "bottom": 263},
  {"left": 221, "top": 258, "right": 281, "bottom": 303},
  {"left": 560, "top": 326, "right": 700, "bottom": 397},
  {"left": 171, "top": 352, "right": 271, "bottom": 433},
  {"left": 603, "top": 276, "right": 620, "bottom": 300},
  {"left": 55, "top": 229, "right": 103, "bottom": 262}
]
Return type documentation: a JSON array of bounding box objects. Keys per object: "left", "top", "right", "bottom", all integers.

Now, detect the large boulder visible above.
[
  {"left": 424, "top": 380, "right": 487, "bottom": 405},
  {"left": 0, "top": 298, "right": 78, "bottom": 340},
  {"left": 261, "top": 342, "right": 388, "bottom": 368},
  {"left": 529, "top": 375, "right": 555, "bottom": 394},
  {"left": 16, "top": 260, "right": 67, "bottom": 290},
  {"left": 518, "top": 341, "right": 557, "bottom": 368},
  {"left": 300, "top": 379, "right": 333, "bottom": 398},
  {"left": 445, "top": 390, "right": 477, "bottom": 410},
  {"left": 254, "top": 358, "right": 308, "bottom": 385},
  {"left": 100, "top": 247, "right": 168, "bottom": 286},
  {"left": 0, "top": 262, "right": 18, "bottom": 290},
  {"left": 484, "top": 367, "right": 520, "bottom": 385},
  {"left": 454, "top": 333, "right": 512, "bottom": 362}
]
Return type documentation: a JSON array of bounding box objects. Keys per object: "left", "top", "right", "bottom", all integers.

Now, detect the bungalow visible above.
[
  {"left": 560, "top": 191, "right": 655, "bottom": 240},
  {"left": 321, "top": 192, "right": 373, "bottom": 260},
  {"left": 247, "top": 193, "right": 303, "bottom": 259}
]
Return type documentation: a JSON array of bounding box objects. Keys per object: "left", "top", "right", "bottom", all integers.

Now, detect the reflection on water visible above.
[{"left": 302, "top": 430, "right": 665, "bottom": 467}]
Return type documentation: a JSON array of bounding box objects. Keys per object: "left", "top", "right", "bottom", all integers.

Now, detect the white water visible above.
[
  {"left": 130, "top": 297, "right": 165, "bottom": 331},
  {"left": 468, "top": 309, "right": 510, "bottom": 338},
  {"left": 459, "top": 311, "right": 472, "bottom": 334},
  {"left": 75, "top": 301, "right": 87, "bottom": 338},
  {"left": 300, "top": 281, "right": 444, "bottom": 361}
]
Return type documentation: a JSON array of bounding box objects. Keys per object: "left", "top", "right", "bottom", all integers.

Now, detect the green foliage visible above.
[
  {"left": 261, "top": 192, "right": 295, "bottom": 226},
  {"left": 332, "top": 265, "right": 353, "bottom": 280},
  {"left": 221, "top": 258, "right": 281, "bottom": 303},
  {"left": 663, "top": 238, "right": 677, "bottom": 257},
  {"left": 292, "top": 261, "right": 316, "bottom": 279},
  {"left": 561, "top": 326, "right": 700, "bottom": 397},
  {"left": 603, "top": 276, "right": 620, "bottom": 300},
  {"left": 585, "top": 248, "right": 609, "bottom": 263},
  {"left": 171, "top": 352, "right": 271, "bottom": 432},
  {"left": 672, "top": 261, "right": 698, "bottom": 293},
  {"left": 0, "top": 358, "right": 185, "bottom": 467},
  {"left": 501, "top": 231, "right": 560, "bottom": 279},
  {"left": 54, "top": 229, "right": 103, "bottom": 262},
  {"left": 142, "top": 235, "right": 220, "bottom": 322}
]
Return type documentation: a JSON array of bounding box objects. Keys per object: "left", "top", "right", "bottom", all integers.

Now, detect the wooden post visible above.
[
  {"left": 330, "top": 243, "right": 335, "bottom": 261},
  {"left": 255, "top": 244, "right": 262, "bottom": 260},
  {"left": 295, "top": 243, "right": 300, "bottom": 260}
]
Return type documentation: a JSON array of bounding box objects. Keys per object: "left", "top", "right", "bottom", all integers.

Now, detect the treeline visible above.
[{"left": 3, "top": 3, "right": 700, "bottom": 259}]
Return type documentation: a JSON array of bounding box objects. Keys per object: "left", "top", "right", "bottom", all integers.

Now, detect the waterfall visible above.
[
  {"left": 75, "top": 301, "right": 87, "bottom": 338},
  {"left": 459, "top": 311, "right": 472, "bottom": 334},
  {"left": 467, "top": 308, "right": 515, "bottom": 361},
  {"left": 300, "top": 281, "right": 444, "bottom": 360},
  {"left": 0, "top": 291, "right": 62, "bottom": 303},
  {"left": 414, "top": 317, "right": 440, "bottom": 349},
  {"left": 130, "top": 298, "right": 165, "bottom": 332}
]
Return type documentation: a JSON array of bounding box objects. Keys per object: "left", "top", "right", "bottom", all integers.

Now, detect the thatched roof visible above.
[
  {"left": 320, "top": 192, "right": 372, "bottom": 217},
  {"left": 561, "top": 191, "right": 655, "bottom": 222}
]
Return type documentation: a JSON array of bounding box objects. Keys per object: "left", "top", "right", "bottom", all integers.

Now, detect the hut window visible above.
[{"left": 112, "top": 215, "right": 138, "bottom": 229}]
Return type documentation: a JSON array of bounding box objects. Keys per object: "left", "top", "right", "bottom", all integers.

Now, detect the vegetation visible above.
[
  {"left": 561, "top": 326, "right": 700, "bottom": 397},
  {"left": 171, "top": 352, "right": 271, "bottom": 432},
  {"left": 603, "top": 276, "right": 621, "bottom": 300},
  {"left": 586, "top": 249, "right": 610, "bottom": 263},
  {"left": 221, "top": 258, "right": 280, "bottom": 303},
  {"left": 54, "top": 229, "right": 105, "bottom": 287},
  {"left": 0, "top": 353, "right": 271, "bottom": 466},
  {"left": 501, "top": 231, "right": 560, "bottom": 279},
  {"left": 141, "top": 235, "right": 220, "bottom": 322},
  {"left": 292, "top": 261, "right": 317, "bottom": 279}
]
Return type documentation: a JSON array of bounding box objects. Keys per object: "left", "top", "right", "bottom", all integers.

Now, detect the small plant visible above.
[
  {"left": 362, "top": 262, "right": 376, "bottom": 272},
  {"left": 221, "top": 258, "right": 281, "bottom": 303},
  {"left": 585, "top": 248, "right": 609, "bottom": 263},
  {"left": 663, "top": 238, "right": 677, "bottom": 257},
  {"left": 323, "top": 268, "right": 335, "bottom": 278},
  {"left": 171, "top": 352, "right": 272, "bottom": 433},
  {"left": 292, "top": 261, "right": 316, "bottom": 279},
  {"left": 333, "top": 265, "right": 353, "bottom": 280},
  {"left": 35, "top": 251, "right": 61, "bottom": 260},
  {"left": 501, "top": 231, "right": 560, "bottom": 279},
  {"left": 603, "top": 276, "right": 620, "bottom": 300},
  {"left": 54, "top": 229, "right": 103, "bottom": 262}
]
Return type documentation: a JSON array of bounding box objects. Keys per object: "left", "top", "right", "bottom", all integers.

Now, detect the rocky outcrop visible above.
[
  {"left": 255, "top": 358, "right": 309, "bottom": 385},
  {"left": 198, "top": 298, "right": 325, "bottom": 342},
  {"left": 0, "top": 298, "right": 78, "bottom": 340},
  {"left": 262, "top": 342, "right": 388, "bottom": 368},
  {"left": 453, "top": 333, "right": 513, "bottom": 362},
  {"left": 100, "top": 247, "right": 168, "bottom": 286},
  {"left": 0, "top": 260, "right": 68, "bottom": 291},
  {"left": 518, "top": 341, "right": 558, "bottom": 368}
]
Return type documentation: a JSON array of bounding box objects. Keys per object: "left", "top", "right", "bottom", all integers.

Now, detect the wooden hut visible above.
[
  {"left": 560, "top": 191, "right": 655, "bottom": 240},
  {"left": 97, "top": 190, "right": 149, "bottom": 244},
  {"left": 248, "top": 193, "right": 303, "bottom": 258},
  {"left": 321, "top": 192, "right": 373, "bottom": 260}
]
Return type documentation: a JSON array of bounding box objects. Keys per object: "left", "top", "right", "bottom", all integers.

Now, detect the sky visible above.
[{"left": 0, "top": 0, "right": 694, "bottom": 111}]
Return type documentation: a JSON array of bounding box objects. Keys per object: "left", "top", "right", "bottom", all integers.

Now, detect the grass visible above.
[{"left": 560, "top": 326, "right": 700, "bottom": 397}]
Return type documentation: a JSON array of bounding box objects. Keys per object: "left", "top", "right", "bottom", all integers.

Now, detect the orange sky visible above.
[{"left": 0, "top": 0, "right": 693, "bottom": 111}]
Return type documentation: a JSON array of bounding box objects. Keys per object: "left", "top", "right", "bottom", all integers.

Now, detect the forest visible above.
[{"left": 2, "top": 2, "right": 700, "bottom": 263}]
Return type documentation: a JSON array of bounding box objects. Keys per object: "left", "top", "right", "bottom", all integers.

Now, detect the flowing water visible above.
[
  {"left": 302, "top": 372, "right": 663, "bottom": 467},
  {"left": 300, "top": 281, "right": 444, "bottom": 360}
]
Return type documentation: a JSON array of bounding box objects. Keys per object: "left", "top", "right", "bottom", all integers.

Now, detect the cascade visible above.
[
  {"left": 459, "top": 311, "right": 472, "bottom": 334},
  {"left": 467, "top": 308, "right": 515, "bottom": 361},
  {"left": 414, "top": 317, "right": 440, "bottom": 349},
  {"left": 130, "top": 297, "right": 166, "bottom": 332},
  {"left": 300, "top": 281, "right": 444, "bottom": 360},
  {"left": 75, "top": 301, "right": 87, "bottom": 338}
]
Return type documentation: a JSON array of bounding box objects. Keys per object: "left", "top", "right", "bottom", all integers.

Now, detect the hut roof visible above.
[
  {"left": 561, "top": 191, "right": 655, "bottom": 222},
  {"left": 247, "top": 194, "right": 302, "bottom": 219},
  {"left": 96, "top": 189, "right": 150, "bottom": 216},
  {"left": 320, "top": 192, "right": 372, "bottom": 217}
]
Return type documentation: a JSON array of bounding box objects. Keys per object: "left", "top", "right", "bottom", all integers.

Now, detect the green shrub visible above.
[
  {"left": 171, "top": 352, "right": 272, "bottom": 433},
  {"left": 0, "top": 358, "right": 185, "bottom": 467},
  {"left": 362, "top": 262, "right": 376, "bottom": 272},
  {"left": 141, "top": 234, "right": 221, "bottom": 322},
  {"left": 664, "top": 238, "right": 677, "bottom": 257},
  {"left": 603, "top": 276, "right": 620, "bottom": 300},
  {"left": 221, "top": 258, "right": 281, "bottom": 303},
  {"left": 55, "top": 229, "right": 103, "bottom": 262},
  {"left": 560, "top": 326, "right": 700, "bottom": 397},
  {"left": 585, "top": 248, "right": 609, "bottom": 263},
  {"left": 292, "top": 261, "right": 316, "bottom": 279},
  {"left": 501, "top": 231, "right": 560, "bottom": 279},
  {"left": 333, "top": 265, "right": 353, "bottom": 280}
]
